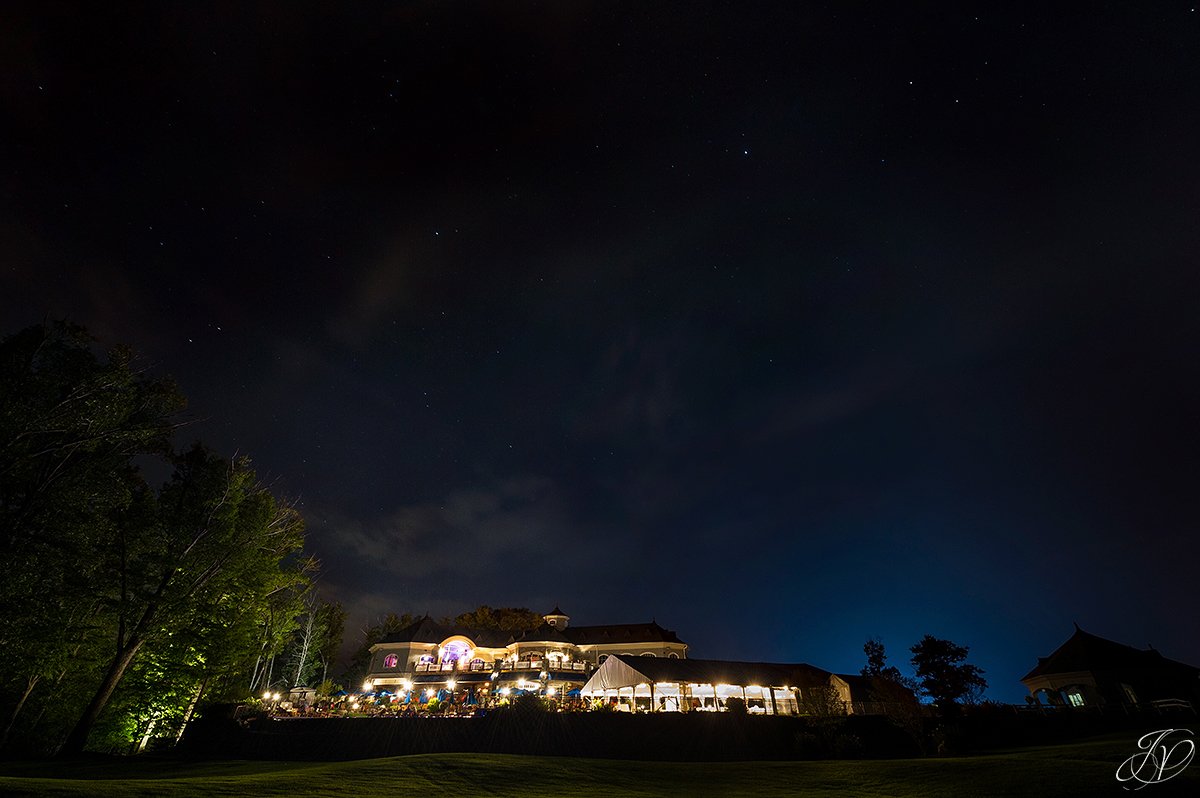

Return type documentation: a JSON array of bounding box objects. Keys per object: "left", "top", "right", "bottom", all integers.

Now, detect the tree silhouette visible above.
[{"left": 909, "top": 635, "right": 987, "bottom": 710}]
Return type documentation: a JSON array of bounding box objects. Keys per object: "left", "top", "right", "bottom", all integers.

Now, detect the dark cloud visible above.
[{"left": 3, "top": 2, "right": 1198, "bottom": 699}]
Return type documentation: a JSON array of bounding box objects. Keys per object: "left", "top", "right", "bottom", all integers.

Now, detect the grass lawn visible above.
[{"left": 1, "top": 736, "right": 1196, "bottom": 797}]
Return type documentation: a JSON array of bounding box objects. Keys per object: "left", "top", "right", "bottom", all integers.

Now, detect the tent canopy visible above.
[{"left": 580, "top": 655, "right": 832, "bottom": 695}]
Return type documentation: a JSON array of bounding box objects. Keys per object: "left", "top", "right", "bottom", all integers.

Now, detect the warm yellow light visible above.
[
  {"left": 546, "top": 687, "right": 557, "bottom": 696},
  {"left": 400, "top": 679, "right": 411, "bottom": 690},
  {"left": 272, "top": 692, "right": 281, "bottom": 701},
  {"left": 362, "top": 680, "right": 374, "bottom": 692},
  {"left": 262, "top": 691, "right": 271, "bottom": 700},
  {"left": 500, "top": 687, "right": 511, "bottom": 695},
  {"left": 447, "top": 680, "right": 457, "bottom": 689}
]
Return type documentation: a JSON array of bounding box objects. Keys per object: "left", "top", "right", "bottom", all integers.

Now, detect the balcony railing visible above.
[
  {"left": 499, "top": 660, "right": 592, "bottom": 673},
  {"left": 411, "top": 660, "right": 593, "bottom": 674}
]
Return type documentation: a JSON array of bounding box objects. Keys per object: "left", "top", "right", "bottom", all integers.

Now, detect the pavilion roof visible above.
[{"left": 1021, "top": 625, "right": 1199, "bottom": 682}]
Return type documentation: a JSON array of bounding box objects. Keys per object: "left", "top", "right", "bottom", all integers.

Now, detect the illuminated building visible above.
[{"left": 364, "top": 608, "right": 687, "bottom": 701}]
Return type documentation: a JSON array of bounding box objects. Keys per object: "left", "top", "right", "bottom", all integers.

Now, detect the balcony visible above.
[
  {"left": 499, "top": 660, "right": 592, "bottom": 673},
  {"left": 411, "top": 660, "right": 593, "bottom": 674}
]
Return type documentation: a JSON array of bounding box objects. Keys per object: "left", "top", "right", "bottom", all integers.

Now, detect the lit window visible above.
[
  {"left": 383, "top": 654, "right": 398, "bottom": 668},
  {"left": 1067, "top": 691, "right": 1084, "bottom": 707},
  {"left": 441, "top": 641, "right": 469, "bottom": 664}
]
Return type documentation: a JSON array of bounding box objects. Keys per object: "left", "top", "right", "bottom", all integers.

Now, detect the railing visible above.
[
  {"left": 1150, "top": 698, "right": 1194, "bottom": 713},
  {"left": 498, "top": 660, "right": 591, "bottom": 673},
  {"left": 410, "top": 660, "right": 594, "bottom": 674}
]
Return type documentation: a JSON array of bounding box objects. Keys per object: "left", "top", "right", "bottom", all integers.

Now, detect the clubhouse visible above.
[
  {"left": 365, "top": 608, "right": 910, "bottom": 714},
  {"left": 364, "top": 608, "right": 687, "bottom": 702}
]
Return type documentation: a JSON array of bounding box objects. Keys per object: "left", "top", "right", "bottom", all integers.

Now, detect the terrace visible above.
[{"left": 413, "top": 660, "right": 594, "bottom": 675}]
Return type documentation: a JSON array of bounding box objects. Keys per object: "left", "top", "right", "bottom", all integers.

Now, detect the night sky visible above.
[{"left": 4, "top": 3, "right": 1199, "bottom": 701}]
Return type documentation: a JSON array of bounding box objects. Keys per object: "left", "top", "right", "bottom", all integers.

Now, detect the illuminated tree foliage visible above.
[
  {"left": 278, "top": 597, "right": 345, "bottom": 691},
  {"left": 0, "top": 323, "right": 315, "bottom": 755}
]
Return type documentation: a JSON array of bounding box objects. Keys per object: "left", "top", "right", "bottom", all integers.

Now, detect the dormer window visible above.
[{"left": 548, "top": 619, "right": 556, "bottom": 626}]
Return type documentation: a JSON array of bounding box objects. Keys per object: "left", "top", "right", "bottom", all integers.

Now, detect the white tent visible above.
[{"left": 580, "top": 655, "right": 822, "bottom": 714}]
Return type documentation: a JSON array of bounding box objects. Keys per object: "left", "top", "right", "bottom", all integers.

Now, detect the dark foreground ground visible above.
[{"left": 1, "top": 736, "right": 1196, "bottom": 797}]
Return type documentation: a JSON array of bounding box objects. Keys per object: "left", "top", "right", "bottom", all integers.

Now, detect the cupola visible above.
[{"left": 543, "top": 606, "right": 570, "bottom": 629}]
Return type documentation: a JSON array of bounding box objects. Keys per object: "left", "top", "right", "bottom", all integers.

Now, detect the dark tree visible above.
[
  {"left": 452, "top": 605, "right": 542, "bottom": 632},
  {"left": 314, "top": 601, "right": 347, "bottom": 689},
  {"left": 862, "top": 637, "right": 906, "bottom": 682},
  {"left": 344, "top": 612, "right": 418, "bottom": 686},
  {"left": 909, "top": 635, "right": 988, "bottom": 710}
]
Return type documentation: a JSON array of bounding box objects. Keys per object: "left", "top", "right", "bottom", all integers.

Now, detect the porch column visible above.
[
  {"left": 710, "top": 684, "right": 719, "bottom": 711},
  {"left": 768, "top": 686, "right": 779, "bottom": 715}
]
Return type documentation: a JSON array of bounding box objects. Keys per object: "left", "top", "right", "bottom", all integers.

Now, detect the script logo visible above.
[{"left": 1115, "top": 728, "right": 1195, "bottom": 791}]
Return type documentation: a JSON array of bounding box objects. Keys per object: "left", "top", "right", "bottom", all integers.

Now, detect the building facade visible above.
[
  {"left": 364, "top": 608, "right": 688, "bottom": 702},
  {"left": 1021, "top": 624, "right": 1200, "bottom": 709}
]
